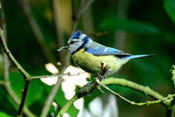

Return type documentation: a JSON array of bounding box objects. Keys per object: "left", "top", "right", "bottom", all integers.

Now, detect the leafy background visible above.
[{"left": 0, "top": 0, "right": 175, "bottom": 117}]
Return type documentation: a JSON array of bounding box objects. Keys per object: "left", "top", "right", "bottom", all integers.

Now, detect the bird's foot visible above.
[{"left": 96, "top": 72, "right": 106, "bottom": 81}]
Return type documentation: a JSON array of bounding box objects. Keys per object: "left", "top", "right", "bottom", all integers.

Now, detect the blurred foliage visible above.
[
  {"left": 0, "top": 111, "right": 9, "bottom": 117},
  {"left": 164, "top": 0, "right": 175, "bottom": 24},
  {"left": 100, "top": 18, "right": 161, "bottom": 34},
  {"left": 0, "top": 0, "right": 175, "bottom": 117}
]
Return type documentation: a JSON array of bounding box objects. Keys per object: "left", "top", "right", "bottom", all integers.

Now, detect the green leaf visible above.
[
  {"left": 26, "top": 80, "right": 43, "bottom": 106},
  {"left": 10, "top": 72, "right": 24, "bottom": 99},
  {"left": 100, "top": 18, "right": 161, "bottom": 34},
  {"left": 164, "top": 0, "right": 175, "bottom": 24},
  {"left": 10, "top": 72, "right": 43, "bottom": 106},
  {"left": 0, "top": 87, "right": 16, "bottom": 115},
  {"left": 0, "top": 111, "right": 9, "bottom": 117}
]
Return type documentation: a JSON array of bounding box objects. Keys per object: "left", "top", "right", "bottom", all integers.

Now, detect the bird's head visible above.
[{"left": 65, "top": 30, "right": 92, "bottom": 54}]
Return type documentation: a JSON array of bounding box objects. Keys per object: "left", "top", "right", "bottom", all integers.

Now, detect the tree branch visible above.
[
  {"left": 17, "top": 81, "right": 31, "bottom": 116},
  {"left": 3, "top": 81, "right": 35, "bottom": 117},
  {"left": 97, "top": 79, "right": 136, "bottom": 105},
  {"left": 31, "top": 72, "right": 84, "bottom": 79},
  {"left": 57, "top": 61, "right": 110, "bottom": 117},
  {"left": 40, "top": 68, "right": 67, "bottom": 117},
  {"left": 57, "top": 67, "right": 174, "bottom": 116},
  {"left": 98, "top": 79, "right": 174, "bottom": 107},
  {"left": 0, "top": 0, "right": 9, "bottom": 82},
  {"left": 77, "top": 0, "right": 95, "bottom": 18},
  {"left": 0, "top": 28, "right": 34, "bottom": 116},
  {"left": 71, "top": 0, "right": 95, "bottom": 34},
  {"left": 0, "top": 29, "right": 31, "bottom": 80},
  {"left": 101, "top": 78, "right": 165, "bottom": 100}
]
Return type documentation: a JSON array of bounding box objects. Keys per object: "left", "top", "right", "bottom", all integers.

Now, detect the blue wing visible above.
[
  {"left": 85, "top": 47, "right": 130, "bottom": 57},
  {"left": 85, "top": 47, "right": 154, "bottom": 59}
]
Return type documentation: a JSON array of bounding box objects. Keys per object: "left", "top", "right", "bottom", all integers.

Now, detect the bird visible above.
[{"left": 59, "top": 30, "right": 154, "bottom": 77}]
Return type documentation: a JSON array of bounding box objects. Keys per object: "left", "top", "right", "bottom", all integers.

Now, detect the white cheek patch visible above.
[
  {"left": 75, "top": 41, "right": 84, "bottom": 49},
  {"left": 69, "top": 41, "right": 84, "bottom": 53}
]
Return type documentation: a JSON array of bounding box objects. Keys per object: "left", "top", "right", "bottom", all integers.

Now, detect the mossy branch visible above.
[
  {"left": 56, "top": 63, "right": 175, "bottom": 116},
  {"left": 100, "top": 78, "right": 175, "bottom": 107},
  {"left": 57, "top": 61, "right": 110, "bottom": 117},
  {"left": 101, "top": 78, "right": 164, "bottom": 100}
]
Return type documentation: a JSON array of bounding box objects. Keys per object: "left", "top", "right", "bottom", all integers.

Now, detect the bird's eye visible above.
[
  {"left": 70, "top": 41, "right": 74, "bottom": 44},
  {"left": 69, "top": 40, "right": 78, "bottom": 45}
]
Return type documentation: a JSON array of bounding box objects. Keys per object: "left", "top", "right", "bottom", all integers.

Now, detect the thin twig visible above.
[
  {"left": 40, "top": 71, "right": 65, "bottom": 117},
  {"left": 31, "top": 72, "right": 85, "bottom": 79},
  {"left": 17, "top": 81, "right": 31, "bottom": 116},
  {"left": 89, "top": 31, "right": 108, "bottom": 37},
  {"left": 96, "top": 79, "right": 136, "bottom": 105},
  {"left": 0, "top": 24, "right": 34, "bottom": 117},
  {"left": 3, "top": 81, "right": 35, "bottom": 117},
  {"left": 101, "top": 78, "right": 164, "bottom": 101},
  {"left": 40, "top": 61, "right": 70, "bottom": 117},
  {"left": 0, "top": 0, "right": 9, "bottom": 82},
  {"left": 77, "top": 0, "right": 95, "bottom": 18},
  {"left": 71, "top": 0, "right": 95, "bottom": 34},
  {"left": 0, "top": 28, "right": 31, "bottom": 80},
  {"left": 0, "top": 28, "right": 34, "bottom": 116},
  {"left": 0, "top": 2, "right": 34, "bottom": 116},
  {"left": 98, "top": 80, "right": 175, "bottom": 106},
  {"left": 71, "top": 0, "right": 78, "bottom": 34}
]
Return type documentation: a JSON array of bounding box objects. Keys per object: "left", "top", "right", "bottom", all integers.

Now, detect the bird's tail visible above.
[{"left": 121, "top": 54, "right": 155, "bottom": 60}]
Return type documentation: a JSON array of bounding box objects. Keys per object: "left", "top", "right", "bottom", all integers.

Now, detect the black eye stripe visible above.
[
  {"left": 71, "top": 36, "right": 89, "bottom": 55},
  {"left": 69, "top": 40, "right": 79, "bottom": 44},
  {"left": 70, "top": 41, "right": 74, "bottom": 44}
]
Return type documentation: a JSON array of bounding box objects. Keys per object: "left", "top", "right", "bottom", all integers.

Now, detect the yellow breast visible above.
[{"left": 71, "top": 48, "right": 128, "bottom": 75}]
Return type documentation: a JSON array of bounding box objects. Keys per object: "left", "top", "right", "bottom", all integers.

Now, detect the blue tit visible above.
[{"left": 63, "top": 30, "right": 154, "bottom": 76}]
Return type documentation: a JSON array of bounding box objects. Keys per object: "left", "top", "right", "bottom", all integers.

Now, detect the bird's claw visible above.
[{"left": 96, "top": 73, "right": 106, "bottom": 81}]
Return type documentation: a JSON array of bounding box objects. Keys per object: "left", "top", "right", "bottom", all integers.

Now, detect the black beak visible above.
[{"left": 64, "top": 45, "right": 68, "bottom": 49}]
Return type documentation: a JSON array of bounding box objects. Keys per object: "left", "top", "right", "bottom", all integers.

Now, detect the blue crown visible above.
[{"left": 70, "top": 30, "right": 82, "bottom": 39}]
